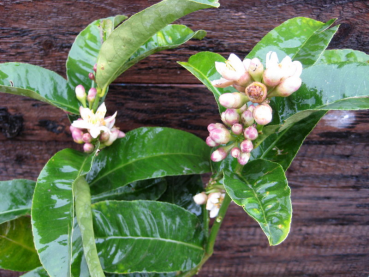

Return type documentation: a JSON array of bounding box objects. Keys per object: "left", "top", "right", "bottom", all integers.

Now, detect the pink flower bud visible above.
[
  {"left": 211, "top": 148, "right": 228, "bottom": 162},
  {"left": 212, "top": 78, "right": 234, "bottom": 88},
  {"left": 206, "top": 136, "right": 218, "bottom": 147},
  {"left": 83, "top": 143, "right": 95, "bottom": 153},
  {"left": 248, "top": 58, "right": 264, "bottom": 82},
  {"left": 237, "top": 72, "right": 251, "bottom": 87},
  {"left": 82, "top": 133, "right": 92, "bottom": 143},
  {"left": 88, "top": 72, "right": 95, "bottom": 81},
  {"left": 87, "top": 88, "right": 97, "bottom": 103},
  {"left": 100, "top": 131, "right": 110, "bottom": 143},
  {"left": 232, "top": 84, "right": 246, "bottom": 93},
  {"left": 230, "top": 147, "right": 241, "bottom": 158},
  {"left": 237, "top": 152, "right": 251, "bottom": 165},
  {"left": 105, "top": 129, "right": 119, "bottom": 146},
  {"left": 93, "top": 63, "right": 97, "bottom": 72},
  {"left": 263, "top": 65, "right": 284, "bottom": 87},
  {"left": 219, "top": 92, "right": 248, "bottom": 109},
  {"left": 231, "top": 123, "right": 243, "bottom": 135},
  {"left": 118, "top": 130, "right": 126, "bottom": 138},
  {"left": 207, "top": 123, "right": 226, "bottom": 132},
  {"left": 193, "top": 192, "right": 207, "bottom": 205},
  {"left": 241, "top": 110, "right": 254, "bottom": 126},
  {"left": 244, "top": 126, "right": 258, "bottom": 140},
  {"left": 245, "top": 82, "right": 267, "bottom": 103},
  {"left": 75, "top": 85, "right": 86, "bottom": 106},
  {"left": 253, "top": 104, "right": 273, "bottom": 125},
  {"left": 240, "top": 139, "right": 253, "bottom": 153},
  {"left": 221, "top": 109, "right": 240, "bottom": 125},
  {"left": 274, "top": 76, "right": 302, "bottom": 97},
  {"left": 237, "top": 104, "right": 248, "bottom": 113},
  {"left": 72, "top": 129, "right": 84, "bottom": 144},
  {"left": 247, "top": 104, "right": 256, "bottom": 113},
  {"left": 209, "top": 127, "right": 231, "bottom": 145}
]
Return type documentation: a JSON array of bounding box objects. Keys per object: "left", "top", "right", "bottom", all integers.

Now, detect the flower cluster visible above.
[{"left": 206, "top": 52, "right": 302, "bottom": 165}]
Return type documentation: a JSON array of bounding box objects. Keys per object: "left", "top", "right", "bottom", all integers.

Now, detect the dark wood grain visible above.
[{"left": 0, "top": 0, "right": 369, "bottom": 276}]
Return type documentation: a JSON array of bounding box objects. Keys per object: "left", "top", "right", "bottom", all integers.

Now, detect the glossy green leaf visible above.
[
  {"left": 92, "top": 200, "right": 205, "bottom": 273},
  {"left": 223, "top": 159, "right": 291, "bottom": 245},
  {"left": 0, "top": 179, "right": 35, "bottom": 224},
  {"left": 74, "top": 177, "right": 105, "bottom": 277},
  {"left": 91, "top": 178, "right": 167, "bottom": 203},
  {"left": 71, "top": 217, "right": 89, "bottom": 277},
  {"left": 86, "top": 127, "right": 211, "bottom": 195},
  {"left": 179, "top": 52, "right": 235, "bottom": 114},
  {"left": 96, "top": 0, "right": 219, "bottom": 89},
  {"left": 317, "top": 49, "right": 369, "bottom": 64},
  {"left": 0, "top": 63, "right": 79, "bottom": 114},
  {"left": 106, "top": 273, "right": 177, "bottom": 277},
  {"left": 21, "top": 266, "right": 49, "bottom": 277},
  {"left": 247, "top": 17, "right": 338, "bottom": 67},
  {"left": 32, "top": 148, "right": 97, "bottom": 277},
  {"left": 0, "top": 217, "right": 41, "bottom": 271}
]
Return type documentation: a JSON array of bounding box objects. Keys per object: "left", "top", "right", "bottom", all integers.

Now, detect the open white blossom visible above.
[{"left": 206, "top": 192, "right": 225, "bottom": 218}]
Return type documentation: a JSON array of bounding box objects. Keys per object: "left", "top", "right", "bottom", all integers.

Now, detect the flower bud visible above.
[
  {"left": 241, "top": 110, "right": 254, "bottom": 126},
  {"left": 246, "top": 82, "right": 267, "bottom": 103},
  {"left": 219, "top": 92, "right": 248, "bottom": 109},
  {"left": 221, "top": 109, "right": 240, "bottom": 125},
  {"left": 193, "top": 192, "right": 207, "bottom": 205},
  {"left": 75, "top": 85, "right": 87, "bottom": 107},
  {"left": 206, "top": 136, "right": 218, "bottom": 147},
  {"left": 247, "top": 104, "right": 256, "bottom": 113},
  {"left": 209, "top": 127, "right": 231, "bottom": 145},
  {"left": 274, "top": 76, "right": 302, "bottom": 97},
  {"left": 263, "top": 65, "right": 284, "bottom": 87},
  {"left": 93, "top": 63, "right": 97, "bottom": 72},
  {"left": 232, "top": 84, "right": 246, "bottom": 93},
  {"left": 100, "top": 131, "right": 110, "bottom": 143},
  {"left": 253, "top": 104, "right": 273, "bottom": 125},
  {"left": 237, "top": 72, "right": 251, "bottom": 87},
  {"left": 87, "top": 88, "right": 97, "bottom": 104},
  {"left": 118, "top": 130, "right": 126, "bottom": 138},
  {"left": 240, "top": 139, "right": 253, "bottom": 153},
  {"left": 237, "top": 152, "right": 251, "bottom": 165},
  {"left": 237, "top": 104, "right": 248, "bottom": 114},
  {"left": 248, "top": 58, "right": 264, "bottom": 82},
  {"left": 72, "top": 129, "right": 84, "bottom": 144},
  {"left": 207, "top": 123, "right": 226, "bottom": 132},
  {"left": 83, "top": 143, "right": 95, "bottom": 153},
  {"left": 211, "top": 148, "right": 228, "bottom": 162},
  {"left": 230, "top": 147, "right": 241, "bottom": 158},
  {"left": 88, "top": 72, "right": 95, "bottom": 81},
  {"left": 82, "top": 133, "right": 92, "bottom": 143},
  {"left": 244, "top": 126, "right": 258, "bottom": 140},
  {"left": 212, "top": 78, "right": 234, "bottom": 88},
  {"left": 105, "top": 129, "right": 119, "bottom": 146},
  {"left": 231, "top": 123, "right": 243, "bottom": 135}
]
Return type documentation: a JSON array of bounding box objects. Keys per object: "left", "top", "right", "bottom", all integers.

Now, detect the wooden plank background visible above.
[{"left": 0, "top": 0, "right": 368, "bottom": 276}]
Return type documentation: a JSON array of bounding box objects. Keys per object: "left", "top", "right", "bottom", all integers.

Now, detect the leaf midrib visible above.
[{"left": 0, "top": 234, "right": 37, "bottom": 253}]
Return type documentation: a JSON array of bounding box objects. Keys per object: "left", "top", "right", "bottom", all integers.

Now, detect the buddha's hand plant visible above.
[{"left": 0, "top": 1, "right": 369, "bottom": 277}]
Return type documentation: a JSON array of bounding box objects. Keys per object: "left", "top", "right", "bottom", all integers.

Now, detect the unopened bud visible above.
[
  {"left": 248, "top": 58, "right": 264, "bottom": 82},
  {"left": 72, "top": 129, "right": 84, "bottom": 144},
  {"left": 237, "top": 72, "right": 251, "bottom": 87},
  {"left": 253, "top": 104, "right": 273, "bottom": 125},
  {"left": 211, "top": 148, "right": 228, "bottom": 162},
  {"left": 100, "top": 131, "right": 110, "bottom": 143},
  {"left": 87, "top": 88, "right": 97, "bottom": 103},
  {"left": 88, "top": 72, "right": 95, "bottom": 81},
  {"left": 246, "top": 82, "right": 267, "bottom": 103},
  {"left": 237, "top": 104, "right": 248, "bottom": 114},
  {"left": 212, "top": 78, "right": 234, "bottom": 88},
  {"left": 232, "top": 84, "right": 246, "bottom": 93},
  {"left": 263, "top": 65, "right": 283, "bottom": 87},
  {"left": 82, "top": 133, "right": 92, "bottom": 143},
  {"left": 237, "top": 152, "right": 251, "bottom": 165},
  {"left": 207, "top": 123, "right": 226, "bottom": 132},
  {"left": 219, "top": 92, "right": 248, "bottom": 109},
  {"left": 244, "top": 126, "right": 258, "bottom": 140},
  {"left": 83, "top": 143, "right": 95, "bottom": 153},
  {"left": 118, "top": 130, "right": 125, "bottom": 138},
  {"left": 241, "top": 110, "right": 254, "bottom": 126},
  {"left": 231, "top": 123, "right": 243, "bottom": 135},
  {"left": 273, "top": 76, "right": 302, "bottom": 97},
  {"left": 75, "top": 85, "right": 87, "bottom": 107},
  {"left": 206, "top": 136, "right": 218, "bottom": 147},
  {"left": 93, "top": 63, "right": 97, "bottom": 72},
  {"left": 209, "top": 127, "right": 231, "bottom": 145},
  {"left": 247, "top": 104, "right": 256, "bottom": 113},
  {"left": 193, "top": 192, "right": 207, "bottom": 205},
  {"left": 221, "top": 109, "right": 240, "bottom": 125},
  {"left": 240, "top": 139, "right": 253, "bottom": 153},
  {"left": 230, "top": 147, "right": 241, "bottom": 158},
  {"left": 105, "top": 129, "right": 119, "bottom": 146}
]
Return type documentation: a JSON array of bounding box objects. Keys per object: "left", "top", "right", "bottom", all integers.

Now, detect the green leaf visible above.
[
  {"left": 179, "top": 52, "right": 235, "bottom": 114},
  {"left": 0, "top": 63, "right": 79, "bottom": 114},
  {"left": 86, "top": 127, "right": 211, "bottom": 195},
  {"left": 96, "top": 0, "right": 219, "bottom": 89},
  {"left": 0, "top": 179, "right": 35, "bottom": 224},
  {"left": 247, "top": 17, "right": 338, "bottom": 67},
  {"left": 74, "top": 177, "right": 105, "bottom": 277},
  {"left": 91, "top": 178, "right": 167, "bottom": 203},
  {"left": 0, "top": 217, "right": 41, "bottom": 271},
  {"left": 32, "top": 149, "right": 97, "bottom": 277},
  {"left": 223, "top": 159, "right": 291, "bottom": 245},
  {"left": 92, "top": 200, "right": 205, "bottom": 273},
  {"left": 317, "top": 49, "right": 369, "bottom": 64},
  {"left": 106, "top": 273, "right": 177, "bottom": 277},
  {"left": 21, "top": 267, "right": 49, "bottom": 277}
]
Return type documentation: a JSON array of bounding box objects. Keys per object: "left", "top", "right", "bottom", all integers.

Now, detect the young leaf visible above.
[
  {"left": 92, "top": 200, "right": 206, "bottom": 273},
  {"left": 21, "top": 266, "right": 49, "bottom": 277},
  {"left": 223, "top": 159, "right": 291, "bottom": 246},
  {"left": 32, "top": 148, "right": 97, "bottom": 277},
  {"left": 0, "top": 179, "right": 35, "bottom": 224},
  {"left": 0, "top": 63, "right": 79, "bottom": 114},
  {"left": 86, "top": 127, "right": 211, "bottom": 195},
  {"left": 96, "top": 0, "right": 220, "bottom": 89},
  {"left": 0, "top": 217, "right": 41, "bottom": 271}
]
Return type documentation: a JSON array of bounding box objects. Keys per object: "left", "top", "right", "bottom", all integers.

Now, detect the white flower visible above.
[
  {"left": 72, "top": 103, "right": 117, "bottom": 138},
  {"left": 206, "top": 192, "right": 225, "bottom": 218}
]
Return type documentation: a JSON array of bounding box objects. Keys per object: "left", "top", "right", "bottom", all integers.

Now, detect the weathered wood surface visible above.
[{"left": 0, "top": 0, "right": 369, "bottom": 276}]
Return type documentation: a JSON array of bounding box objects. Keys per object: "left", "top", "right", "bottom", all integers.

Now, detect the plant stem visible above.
[{"left": 181, "top": 193, "right": 232, "bottom": 277}]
